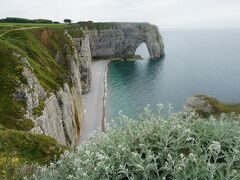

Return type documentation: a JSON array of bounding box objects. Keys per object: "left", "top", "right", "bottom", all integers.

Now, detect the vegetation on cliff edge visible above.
[
  {"left": 33, "top": 107, "right": 240, "bottom": 180},
  {"left": 197, "top": 95, "right": 240, "bottom": 116},
  {"left": 0, "top": 130, "right": 67, "bottom": 179},
  {"left": 0, "top": 23, "right": 83, "bottom": 179},
  {"left": 0, "top": 24, "right": 85, "bottom": 131}
]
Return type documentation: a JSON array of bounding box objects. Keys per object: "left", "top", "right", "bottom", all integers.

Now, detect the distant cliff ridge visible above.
[{"left": 88, "top": 23, "right": 164, "bottom": 59}]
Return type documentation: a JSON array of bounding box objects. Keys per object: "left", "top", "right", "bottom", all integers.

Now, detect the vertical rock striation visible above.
[
  {"left": 8, "top": 22, "right": 164, "bottom": 148},
  {"left": 72, "top": 34, "right": 92, "bottom": 94},
  {"left": 88, "top": 23, "right": 164, "bottom": 59},
  {"left": 14, "top": 31, "right": 93, "bottom": 148}
]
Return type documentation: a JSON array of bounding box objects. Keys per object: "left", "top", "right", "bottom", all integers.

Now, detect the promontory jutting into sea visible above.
[
  {"left": 107, "top": 29, "right": 240, "bottom": 120},
  {"left": 1, "top": 0, "right": 240, "bottom": 177}
]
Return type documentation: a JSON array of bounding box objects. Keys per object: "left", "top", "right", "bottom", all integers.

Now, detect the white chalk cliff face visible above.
[
  {"left": 12, "top": 23, "right": 164, "bottom": 148},
  {"left": 14, "top": 32, "right": 92, "bottom": 148},
  {"left": 72, "top": 34, "right": 92, "bottom": 94},
  {"left": 88, "top": 23, "right": 165, "bottom": 59}
]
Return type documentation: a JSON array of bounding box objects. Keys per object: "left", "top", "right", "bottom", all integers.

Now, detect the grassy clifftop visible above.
[
  {"left": 1, "top": 27, "right": 73, "bottom": 91},
  {"left": 0, "top": 23, "right": 85, "bottom": 178},
  {"left": 197, "top": 95, "right": 240, "bottom": 115},
  {"left": 0, "top": 130, "right": 67, "bottom": 179},
  {"left": 0, "top": 24, "right": 85, "bottom": 131}
]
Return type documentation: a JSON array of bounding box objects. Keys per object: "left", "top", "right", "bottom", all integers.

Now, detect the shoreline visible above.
[
  {"left": 102, "top": 61, "right": 109, "bottom": 132},
  {"left": 80, "top": 60, "right": 108, "bottom": 143},
  {"left": 93, "top": 55, "right": 144, "bottom": 62}
]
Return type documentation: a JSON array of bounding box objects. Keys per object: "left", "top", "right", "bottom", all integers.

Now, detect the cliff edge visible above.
[
  {"left": 0, "top": 22, "right": 164, "bottom": 150},
  {"left": 85, "top": 22, "right": 164, "bottom": 59}
]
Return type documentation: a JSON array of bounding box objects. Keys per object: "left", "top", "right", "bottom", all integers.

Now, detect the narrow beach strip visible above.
[{"left": 80, "top": 60, "right": 108, "bottom": 144}]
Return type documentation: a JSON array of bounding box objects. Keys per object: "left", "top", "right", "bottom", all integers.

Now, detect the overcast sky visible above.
[{"left": 1, "top": 0, "right": 240, "bottom": 29}]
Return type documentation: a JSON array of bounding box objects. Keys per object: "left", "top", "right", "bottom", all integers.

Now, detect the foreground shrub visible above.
[
  {"left": 0, "top": 156, "right": 36, "bottom": 179},
  {"left": 32, "top": 107, "right": 240, "bottom": 179},
  {"left": 0, "top": 130, "right": 67, "bottom": 179}
]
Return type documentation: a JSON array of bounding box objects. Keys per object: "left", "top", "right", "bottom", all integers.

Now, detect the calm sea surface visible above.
[{"left": 106, "top": 29, "right": 240, "bottom": 120}]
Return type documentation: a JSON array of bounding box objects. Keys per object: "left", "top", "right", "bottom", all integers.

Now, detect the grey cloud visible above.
[{"left": 0, "top": 0, "right": 240, "bottom": 28}]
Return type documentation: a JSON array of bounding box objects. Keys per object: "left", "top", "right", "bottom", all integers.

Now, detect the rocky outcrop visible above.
[
  {"left": 72, "top": 34, "right": 92, "bottom": 94},
  {"left": 183, "top": 95, "right": 217, "bottom": 118},
  {"left": 12, "top": 30, "right": 93, "bottom": 148},
  {"left": 13, "top": 53, "right": 46, "bottom": 115},
  {"left": 31, "top": 84, "right": 83, "bottom": 148},
  {"left": 88, "top": 23, "right": 164, "bottom": 59},
  {"left": 10, "top": 23, "right": 164, "bottom": 148}
]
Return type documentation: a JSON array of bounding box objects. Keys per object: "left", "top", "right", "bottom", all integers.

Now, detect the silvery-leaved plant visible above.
[{"left": 30, "top": 106, "right": 240, "bottom": 180}]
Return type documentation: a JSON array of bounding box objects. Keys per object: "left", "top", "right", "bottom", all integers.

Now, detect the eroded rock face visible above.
[
  {"left": 72, "top": 34, "right": 92, "bottom": 94},
  {"left": 183, "top": 95, "right": 216, "bottom": 118},
  {"left": 11, "top": 23, "right": 164, "bottom": 147},
  {"left": 13, "top": 30, "right": 91, "bottom": 148},
  {"left": 13, "top": 53, "right": 46, "bottom": 115},
  {"left": 88, "top": 23, "right": 165, "bottom": 59},
  {"left": 32, "top": 84, "right": 83, "bottom": 148}
]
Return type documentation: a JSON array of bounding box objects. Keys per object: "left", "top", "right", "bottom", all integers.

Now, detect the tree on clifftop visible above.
[{"left": 64, "top": 19, "right": 72, "bottom": 24}]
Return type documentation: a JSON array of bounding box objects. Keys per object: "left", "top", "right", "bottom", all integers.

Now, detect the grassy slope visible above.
[
  {"left": 0, "top": 130, "right": 68, "bottom": 179},
  {"left": 0, "top": 40, "right": 33, "bottom": 130},
  {"left": 0, "top": 130, "right": 67, "bottom": 164},
  {"left": 0, "top": 23, "right": 84, "bottom": 176},
  {"left": 0, "top": 23, "right": 66, "bottom": 34},
  {"left": 1, "top": 27, "right": 72, "bottom": 91},
  {"left": 196, "top": 95, "right": 240, "bottom": 116},
  {"left": 0, "top": 24, "right": 83, "bottom": 131}
]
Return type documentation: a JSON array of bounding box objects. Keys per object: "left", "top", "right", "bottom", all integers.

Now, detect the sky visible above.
[{"left": 1, "top": 0, "right": 240, "bottom": 29}]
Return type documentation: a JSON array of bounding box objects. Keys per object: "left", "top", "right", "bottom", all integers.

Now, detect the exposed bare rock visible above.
[
  {"left": 72, "top": 34, "right": 92, "bottom": 94},
  {"left": 183, "top": 95, "right": 217, "bottom": 117},
  {"left": 88, "top": 23, "right": 165, "bottom": 59},
  {"left": 32, "top": 83, "right": 83, "bottom": 148},
  {"left": 13, "top": 34, "right": 86, "bottom": 148},
  {"left": 13, "top": 53, "right": 46, "bottom": 116},
  {"left": 10, "top": 23, "right": 164, "bottom": 148}
]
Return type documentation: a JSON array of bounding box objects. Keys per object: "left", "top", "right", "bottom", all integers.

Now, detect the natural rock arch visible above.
[
  {"left": 88, "top": 23, "right": 165, "bottom": 60},
  {"left": 135, "top": 42, "right": 150, "bottom": 59}
]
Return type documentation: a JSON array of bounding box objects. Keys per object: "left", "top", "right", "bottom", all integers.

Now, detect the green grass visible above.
[
  {"left": 33, "top": 108, "right": 240, "bottom": 179},
  {"left": 0, "top": 130, "right": 68, "bottom": 179},
  {"left": 0, "top": 24, "right": 85, "bottom": 131},
  {"left": 0, "top": 23, "right": 67, "bottom": 34},
  {"left": 1, "top": 28, "right": 73, "bottom": 91},
  {"left": 0, "top": 130, "right": 67, "bottom": 164},
  {"left": 33, "top": 100, "right": 45, "bottom": 116},
  {"left": 0, "top": 27, "right": 75, "bottom": 130},
  {"left": 0, "top": 40, "right": 31, "bottom": 130},
  {"left": 196, "top": 95, "right": 240, "bottom": 116}
]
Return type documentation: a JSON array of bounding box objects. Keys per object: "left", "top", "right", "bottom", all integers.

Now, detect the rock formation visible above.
[
  {"left": 183, "top": 95, "right": 217, "bottom": 118},
  {"left": 88, "top": 23, "right": 164, "bottom": 59},
  {"left": 12, "top": 30, "right": 93, "bottom": 148},
  {"left": 2, "top": 22, "right": 164, "bottom": 148},
  {"left": 72, "top": 34, "right": 92, "bottom": 94}
]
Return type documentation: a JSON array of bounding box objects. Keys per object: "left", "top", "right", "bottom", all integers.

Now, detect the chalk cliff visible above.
[
  {"left": 0, "top": 22, "right": 164, "bottom": 149},
  {"left": 72, "top": 34, "right": 92, "bottom": 94},
  {"left": 12, "top": 30, "right": 93, "bottom": 148},
  {"left": 88, "top": 23, "right": 164, "bottom": 59}
]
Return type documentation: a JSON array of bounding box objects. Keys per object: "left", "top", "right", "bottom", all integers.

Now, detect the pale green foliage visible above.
[{"left": 32, "top": 106, "right": 240, "bottom": 179}]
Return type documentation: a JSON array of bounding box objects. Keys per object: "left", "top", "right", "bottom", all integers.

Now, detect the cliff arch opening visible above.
[{"left": 135, "top": 42, "right": 150, "bottom": 59}]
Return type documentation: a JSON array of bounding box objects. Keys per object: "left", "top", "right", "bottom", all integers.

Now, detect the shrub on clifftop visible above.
[
  {"left": 0, "top": 130, "right": 67, "bottom": 179},
  {"left": 33, "top": 107, "right": 240, "bottom": 179}
]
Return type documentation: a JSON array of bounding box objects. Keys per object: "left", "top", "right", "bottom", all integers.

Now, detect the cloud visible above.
[{"left": 0, "top": 0, "right": 240, "bottom": 28}]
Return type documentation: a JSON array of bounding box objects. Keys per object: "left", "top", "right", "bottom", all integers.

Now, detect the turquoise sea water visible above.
[{"left": 106, "top": 29, "right": 240, "bottom": 120}]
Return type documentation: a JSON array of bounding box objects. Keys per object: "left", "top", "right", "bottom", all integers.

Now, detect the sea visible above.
[{"left": 106, "top": 29, "right": 240, "bottom": 120}]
